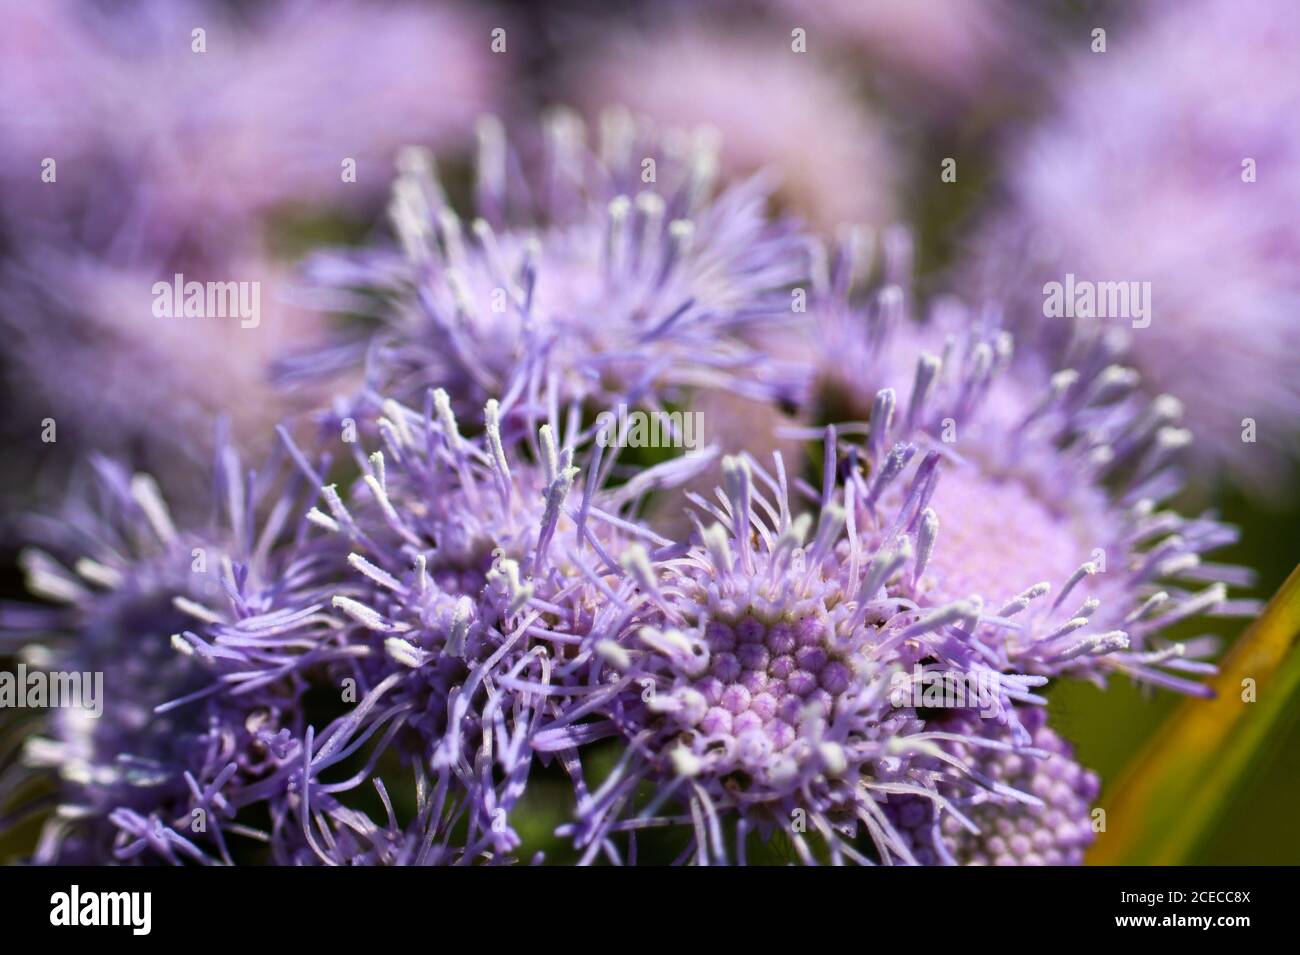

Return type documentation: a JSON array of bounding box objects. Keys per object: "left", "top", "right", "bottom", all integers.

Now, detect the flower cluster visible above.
[{"left": 1, "top": 112, "right": 1255, "bottom": 867}]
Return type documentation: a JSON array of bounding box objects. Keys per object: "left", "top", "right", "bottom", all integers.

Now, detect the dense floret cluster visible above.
[{"left": 0, "top": 113, "right": 1256, "bottom": 866}]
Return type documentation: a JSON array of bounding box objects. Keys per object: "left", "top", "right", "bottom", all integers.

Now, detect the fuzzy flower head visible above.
[
  {"left": 548, "top": 228, "right": 1254, "bottom": 865},
  {"left": 288, "top": 388, "right": 717, "bottom": 860},
  {"left": 791, "top": 231, "right": 1255, "bottom": 695},
  {"left": 570, "top": 448, "right": 1057, "bottom": 866},
  {"left": 885, "top": 707, "right": 1100, "bottom": 866},
  {"left": 3, "top": 439, "right": 338, "bottom": 864},
  {"left": 286, "top": 110, "right": 807, "bottom": 427},
  {"left": 561, "top": 354, "right": 1217, "bottom": 863},
  {"left": 991, "top": 0, "right": 1300, "bottom": 483}
]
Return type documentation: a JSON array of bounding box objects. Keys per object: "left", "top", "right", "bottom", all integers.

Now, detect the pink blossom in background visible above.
[
  {"left": 0, "top": 249, "right": 329, "bottom": 467},
  {"left": 0, "top": 0, "right": 503, "bottom": 242},
  {"left": 766, "top": 0, "right": 1039, "bottom": 113},
  {"left": 564, "top": 23, "right": 899, "bottom": 231},
  {"left": 0, "top": 0, "right": 500, "bottom": 480},
  {"left": 990, "top": 0, "right": 1300, "bottom": 485}
]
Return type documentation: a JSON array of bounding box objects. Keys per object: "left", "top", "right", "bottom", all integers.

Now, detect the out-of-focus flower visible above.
[
  {"left": 765, "top": 0, "right": 1041, "bottom": 115},
  {"left": 0, "top": 0, "right": 502, "bottom": 245},
  {"left": 0, "top": 437, "right": 341, "bottom": 863},
  {"left": 282, "top": 111, "right": 808, "bottom": 427},
  {"left": 987, "top": 0, "right": 1300, "bottom": 484},
  {"left": 0, "top": 0, "right": 501, "bottom": 493},
  {"left": 0, "top": 249, "right": 328, "bottom": 473},
  {"left": 563, "top": 25, "right": 899, "bottom": 230}
]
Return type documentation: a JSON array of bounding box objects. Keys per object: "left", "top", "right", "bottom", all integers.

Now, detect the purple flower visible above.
[
  {"left": 0, "top": 0, "right": 502, "bottom": 245},
  {"left": 790, "top": 232, "right": 1256, "bottom": 693},
  {"left": 1, "top": 436, "right": 340, "bottom": 863},
  {"left": 0, "top": 251, "right": 324, "bottom": 475},
  {"left": 885, "top": 707, "right": 1101, "bottom": 865},
  {"left": 281, "top": 111, "right": 808, "bottom": 426},
  {"left": 282, "top": 388, "right": 717, "bottom": 860},
  {"left": 0, "top": 0, "right": 502, "bottom": 481},
  {"left": 559, "top": 450, "right": 1051, "bottom": 865},
  {"left": 543, "top": 233, "right": 1254, "bottom": 864},
  {"left": 986, "top": 0, "right": 1300, "bottom": 484}
]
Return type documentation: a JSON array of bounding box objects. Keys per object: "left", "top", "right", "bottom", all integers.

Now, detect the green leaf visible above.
[{"left": 1090, "top": 563, "right": 1300, "bottom": 864}]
